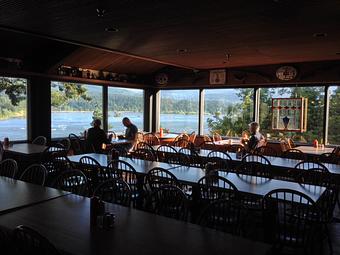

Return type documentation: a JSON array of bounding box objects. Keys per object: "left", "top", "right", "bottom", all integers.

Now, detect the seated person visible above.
[
  {"left": 246, "top": 121, "right": 266, "bottom": 152},
  {"left": 86, "top": 119, "right": 111, "bottom": 152},
  {"left": 122, "top": 117, "right": 138, "bottom": 150}
]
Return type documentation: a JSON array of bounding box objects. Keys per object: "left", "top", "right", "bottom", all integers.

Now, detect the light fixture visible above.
[
  {"left": 313, "top": 32, "right": 328, "bottom": 38},
  {"left": 96, "top": 7, "right": 106, "bottom": 17},
  {"left": 176, "top": 49, "right": 189, "bottom": 54},
  {"left": 105, "top": 27, "right": 119, "bottom": 32}
]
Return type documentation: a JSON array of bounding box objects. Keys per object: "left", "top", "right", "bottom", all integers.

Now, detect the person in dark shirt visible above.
[
  {"left": 122, "top": 117, "right": 138, "bottom": 141},
  {"left": 86, "top": 119, "right": 111, "bottom": 152}
]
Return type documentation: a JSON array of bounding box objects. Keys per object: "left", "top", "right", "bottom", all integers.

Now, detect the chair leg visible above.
[{"left": 324, "top": 224, "right": 333, "bottom": 255}]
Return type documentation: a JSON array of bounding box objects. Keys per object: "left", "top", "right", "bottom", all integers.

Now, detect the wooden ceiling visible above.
[
  {"left": 51, "top": 47, "right": 166, "bottom": 74},
  {"left": 0, "top": 0, "right": 340, "bottom": 70}
]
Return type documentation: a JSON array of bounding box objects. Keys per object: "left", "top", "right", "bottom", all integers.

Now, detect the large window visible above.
[
  {"left": 0, "top": 77, "right": 27, "bottom": 140},
  {"left": 108, "top": 87, "right": 144, "bottom": 133},
  {"left": 51, "top": 81, "right": 103, "bottom": 138},
  {"left": 328, "top": 86, "right": 340, "bottom": 145},
  {"left": 259, "top": 86, "right": 325, "bottom": 143},
  {"left": 204, "top": 88, "right": 254, "bottom": 137},
  {"left": 160, "top": 90, "right": 199, "bottom": 133}
]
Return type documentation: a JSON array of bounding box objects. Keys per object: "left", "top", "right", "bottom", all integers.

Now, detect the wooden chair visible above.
[
  {"left": 134, "top": 142, "right": 155, "bottom": 152},
  {"left": 0, "top": 158, "right": 18, "bottom": 178},
  {"left": 254, "top": 146, "right": 278, "bottom": 157},
  {"left": 148, "top": 185, "right": 189, "bottom": 221},
  {"left": 136, "top": 132, "right": 144, "bottom": 143},
  {"left": 197, "top": 140, "right": 214, "bottom": 150},
  {"left": 145, "top": 167, "right": 180, "bottom": 191},
  {"left": 12, "top": 225, "right": 60, "bottom": 255},
  {"left": 173, "top": 138, "right": 191, "bottom": 148},
  {"left": 52, "top": 169, "right": 89, "bottom": 196},
  {"left": 59, "top": 138, "right": 71, "bottom": 151},
  {"left": 68, "top": 133, "right": 83, "bottom": 155},
  {"left": 212, "top": 132, "right": 222, "bottom": 142},
  {"left": 227, "top": 144, "right": 245, "bottom": 153},
  {"left": 295, "top": 161, "right": 328, "bottom": 171},
  {"left": 178, "top": 147, "right": 203, "bottom": 167},
  {"left": 236, "top": 161, "right": 271, "bottom": 178},
  {"left": 93, "top": 178, "right": 132, "bottom": 207},
  {"left": 262, "top": 189, "right": 320, "bottom": 254},
  {"left": 107, "top": 131, "right": 117, "bottom": 140},
  {"left": 202, "top": 135, "right": 212, "bottom": 142},
  {"left": 108, "top": 160, "right": 139, "bottom": 206},
  {"left": 198, "top": 198, "right": 243, "bottom": 235},
  {"left": 79, "top": 156, "right": 107, "bottom": 191},
  {"left": 197, "top": 175, "right": 238, "bottom": 204},
  {"left": 320, "top": 152, "right": 339, "bottom": 164},
  {"left": 287, "top": 138, "right": 296, "bottom": 148},
  {"left": 19, "top": 164, "right": 47, "bottom": 186},
  {"left": 131, "top": 148, "right": 157, "bottom": 161},
  {"left": 43, "top": 153, "right": 74, "bottom": 186},
  {"left": 188, "top": 131, "right": 197, "bottom": 144},
  {"left": 32, "top": 136, "right": 47, "bottom": 146},
  {"left": 156, "top": 145, "right": 178, "bottom": 164},
  {"left": 283, "top": 148, "right": 306, "bottom": 160},
  {"left": 279, "top": 139, "right": 291, "bottom": 153},
  {"left": 143, "top": 133, "right": 160, "bottom": 146},
  {"left": 242, "top": 153, "right": 271, "bottom": 165},
  {"left": 206, "top": 151, "right": 232, "bottom": 171}
]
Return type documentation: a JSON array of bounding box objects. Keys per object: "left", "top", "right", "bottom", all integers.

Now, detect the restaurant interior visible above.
[{"left": 0, "top": 0, "right": 340, "bottom": 254}]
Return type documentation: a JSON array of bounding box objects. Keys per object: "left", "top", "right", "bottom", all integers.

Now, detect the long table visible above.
[
  {"left": 3, "top": 143, "right": 48, "bottom": 156},
  {"left": 0, "top": 177, "right": 68, "bottom": 214},
  {"left": 169, "top": 166, "right": 326, "bottom": 203},
  {"left": 68, "top": 154, "right": 326, "bottom": 203},
  {"left": 0, "top": 194, "right": 270, "bottom": 255},
  {"left": 68, "top": 153, "right": 179, "bottom": 173},
  {"left": 152, "top": 145, "right": 340, "bottom": 175}
]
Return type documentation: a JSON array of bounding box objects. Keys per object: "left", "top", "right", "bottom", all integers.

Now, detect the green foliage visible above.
[
  {"left": 328, "top": 86, "right": 340, "bottom": 144},
  {"left": 0, "top": 77, "right": 26, "bottom": 105},
  {"left": 51, "top": 82, "right": 91, "bottom": 108},
  {"left": 207, "top": 89, "right": 254, "bottom": 136},
  {"left": 0, "top": 77, "right": 27, "bottom": 119}
]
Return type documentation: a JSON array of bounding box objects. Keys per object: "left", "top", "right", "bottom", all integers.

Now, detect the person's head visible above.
[
  {"left": 93, "top": 119, "right": 102, "bottom": 128},
  {"left": 249, "top": 121, "right": 259, "bottom": 134},
  {"left": 122, "top": 117, "right": 131, "bottom": 127}
]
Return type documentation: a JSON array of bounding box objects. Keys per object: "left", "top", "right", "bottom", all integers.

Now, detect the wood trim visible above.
[{"left": 0, "top": 69, "right": 152, "bottom": 89}]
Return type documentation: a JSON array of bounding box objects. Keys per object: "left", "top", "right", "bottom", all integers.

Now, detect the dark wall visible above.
[{"left": 28, "top": 76, "right": 51, "bottom": 141}]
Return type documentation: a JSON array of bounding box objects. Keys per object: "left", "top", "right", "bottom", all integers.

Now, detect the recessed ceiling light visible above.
[
  {"left": 176, "top": 49, "right": 189, "bottom": 54},
  {"left": 96, "top": 8, "right": 106, "bottom": 17},
  {"left": 105, "top": 27, "right": 119, "bottom": 32},
  {"left": 313, "top": 32, "right": 328, "bottom": 38}
]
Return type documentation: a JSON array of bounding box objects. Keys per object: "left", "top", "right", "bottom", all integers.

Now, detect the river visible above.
[{"left": 0, "top": 112, "right": 211, "bottom": 140}]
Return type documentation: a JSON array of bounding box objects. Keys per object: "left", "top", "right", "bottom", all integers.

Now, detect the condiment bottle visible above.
[
  {"left": 160, "top": 128, "right": 164, "bottom": 138},
  {"left": 313, "top": 139, "right": 318, "bottom": 148}
]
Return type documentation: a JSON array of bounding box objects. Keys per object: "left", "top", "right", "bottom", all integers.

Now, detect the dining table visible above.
[
  {"left": 152, "top": 145, "right": 340, "bottom": 176},
  {"left": 68, "top": 153, "right": 181, "bottom": 174},
  {"left": 169, "top": 166, "right": 326, "bottom": 203},
  {"left": 0, "top": 176, "right": 68, "bottom": 214},
  {"left": 0, "top": 194, "right": 271, "bottom": 255},
  {"left": 3, "top": 143, "right": 48, "bottom": 156},
  {"left": 294, "top": 145, "right": 334, "bottom": 156}
]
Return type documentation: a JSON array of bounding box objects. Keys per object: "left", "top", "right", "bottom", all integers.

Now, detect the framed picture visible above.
[{"left": 209, "top": 69, "right": 226, "bottom": 85}]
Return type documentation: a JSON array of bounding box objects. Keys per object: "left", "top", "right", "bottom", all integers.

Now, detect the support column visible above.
[{"left": 28, "top": 76, "right": 51, "bottom": 142}]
